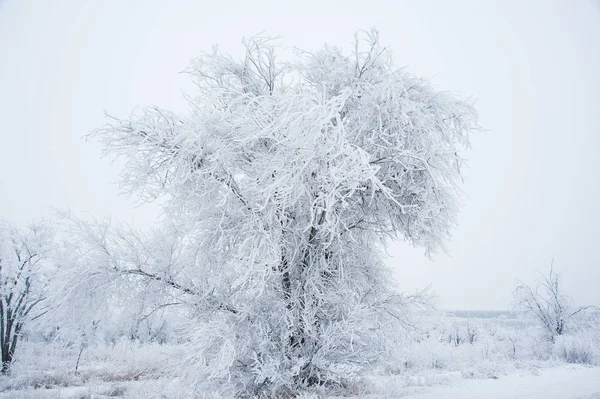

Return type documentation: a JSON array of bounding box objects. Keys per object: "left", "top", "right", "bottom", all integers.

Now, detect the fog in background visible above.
[{"left": 1, "top": 0, "right": 599, "bottom": 310}]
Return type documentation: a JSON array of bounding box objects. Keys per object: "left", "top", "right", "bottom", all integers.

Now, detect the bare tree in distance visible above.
[{"left": 514, "top": 260, "right": 597, "bottom": 341}]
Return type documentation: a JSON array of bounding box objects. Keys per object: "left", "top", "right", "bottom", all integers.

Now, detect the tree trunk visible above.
[
  {"left": 1, "top": 316, "right": 18, "bottom": 375},
  {"left": 1, "top": 341, "right": 13, "bottom": 374},
  {"left": 276, "top": 211, "right": 328, "bottom": 386},
  {"left": 75, "top": 346, "right": 84, "bottom": 374}
]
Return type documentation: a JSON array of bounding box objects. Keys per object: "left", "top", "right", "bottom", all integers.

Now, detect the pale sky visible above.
[{"left": 1, "top": 0, "right": 599, "bottom": 310}]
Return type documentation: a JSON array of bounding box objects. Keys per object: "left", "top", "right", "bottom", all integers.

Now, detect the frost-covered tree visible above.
[
  {"left": 515, "top": 263, "right": 597, "bottom": 341},
  {"left": 0, "top": 220, "right": 54, "bottom": 373},
  {"left": 92, "top": 30, "right": 477, "bottom": 397},
  {"left": 53, "top": 216, "right": 191, "bottom": 348}
]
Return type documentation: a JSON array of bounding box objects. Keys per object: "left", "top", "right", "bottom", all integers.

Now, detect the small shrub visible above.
[{"left": 554, "top": 335, "right": 599, "bottom": 365}]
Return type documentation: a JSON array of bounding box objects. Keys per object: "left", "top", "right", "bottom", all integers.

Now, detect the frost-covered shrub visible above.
[
  {"left": 554, "top": 334, "right": 600, "bottom": 365},
  {"left": 0, "top": 340, "right": 184, "bottom": 393},
  {"left": 392, "top": 315, "right": 571, "bottom": 379},
  {"left": 402, "top": 339, "right": 451, "bottom": 371},
  {"left": 528, "top": 333, "right": 553, "bottom": 361}
]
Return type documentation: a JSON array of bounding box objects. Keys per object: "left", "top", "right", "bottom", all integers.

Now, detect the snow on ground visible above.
[
  {"left": 1, "top": 365, "right": 597, "bottom": 398},
  {"left": 0, "top": 379, "right": 174, "bottom": 399},
  {"left": 347, "top": 365, "right": 600, "bottom": 399},
  {"left": 2, "top": 314, "right": 599, "bottom": 398}
]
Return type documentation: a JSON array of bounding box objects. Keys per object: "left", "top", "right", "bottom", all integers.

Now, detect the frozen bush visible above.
[{"left": 554, "top": 334, "right": 600, "bottom": 365}]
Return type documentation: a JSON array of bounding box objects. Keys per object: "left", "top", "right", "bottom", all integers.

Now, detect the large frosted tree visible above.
[{"left": 93, "top": 31, "right": 477, "bottom": 397}]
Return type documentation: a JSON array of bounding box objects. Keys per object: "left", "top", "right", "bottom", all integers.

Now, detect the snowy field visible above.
[
  {"left": 2, "top": 312, "right": 599, "bottom": 398},
  {"left": 361, "top": 366, "right": 600, "bottom": 399},
  {"left": 1, "top": 7, "right": 599, "bottom": 397},
  {"left": 1, "top": 365, "right": 599, "bottom": 399}
]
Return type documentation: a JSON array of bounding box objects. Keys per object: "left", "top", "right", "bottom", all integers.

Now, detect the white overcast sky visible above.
[{"left": 1, "top": 0, "right": 599, "bottom": 310}]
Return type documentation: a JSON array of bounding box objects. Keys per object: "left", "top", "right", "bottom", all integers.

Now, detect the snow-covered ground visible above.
[
  {"left": 354, "top": 366, "right": 600, "bottom": 399},
  {"left": 2, "top": 313, "right": 599, "bottom": 398},
  {"left": 1, "top": 365, "right": 598, "bottom": 398},
  {"left": 403, "top": 366, "right": 600, "bottom": 399}
]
